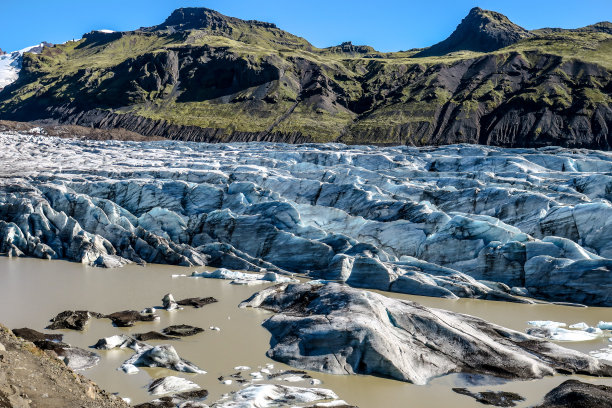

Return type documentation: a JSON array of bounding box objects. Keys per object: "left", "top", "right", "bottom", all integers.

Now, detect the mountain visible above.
[
  {"left": 415, "top": 7, "right": 533, "bottom": 57},
  {"left": 0, "top": 7, "right": 611, "bottom": 148}
]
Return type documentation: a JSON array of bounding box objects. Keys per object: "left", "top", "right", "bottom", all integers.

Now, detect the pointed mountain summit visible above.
[{"left": 415, "top": 7, "right": 533, "bottom": 57}]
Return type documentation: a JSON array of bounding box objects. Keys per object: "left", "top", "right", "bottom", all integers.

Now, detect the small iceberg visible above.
[
  {"left": 590, "top": 346, "right": 612, "bottom": 362},
  {"left": 191, "top": 268, "right": 298, "bottom": 284},
  {"left": 527, "top": 327, "right": 599, "bottom": 341},
  {"left": 527, "top": 320, "right": 567, "bottom": 329},
  {"left": 598, "top": 321, "right": 612, "bottom": 330}
]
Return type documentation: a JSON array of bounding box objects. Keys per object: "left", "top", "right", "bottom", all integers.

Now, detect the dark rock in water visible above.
[
  {"left": 134, "top": 331, "right": 180, "bottom": 341},
  {"left": 176, "top": 296, "right": 218, "bottom": 308},
  {"left": 162, "top": 325, "right": 204, "bottom": 337},
  {"left": 535, "top": 380, "right": 612, "bottom": 408},
  {"left": 241, "top": 282, "right": 612, "bottom": 385},
  {"left": 46, "top": 310, "right": 104, "bottom": 331},
  {"left": 106, "top": 310, "right": 159, "bottom": 327},
  {"left": 12, "top": 328, "right": 63, "bottom": 343},
  {"left": 267, "top": 369, "right": 309, "bottom": 379},
  {"left": 453, "top": 388, "right": 524, "bottom": 407}
]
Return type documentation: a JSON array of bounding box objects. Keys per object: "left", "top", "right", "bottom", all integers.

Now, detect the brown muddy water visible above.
[{"left": 0, "top": 257, "right": 611, "bottom": 407}]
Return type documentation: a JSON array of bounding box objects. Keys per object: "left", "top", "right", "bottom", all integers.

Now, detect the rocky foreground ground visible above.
[
  {"left": 1, "top": 133, "right": 611, "bottom": 306},
  {"left": 0, "top": 323, "right": 128, "bottom": 407}
]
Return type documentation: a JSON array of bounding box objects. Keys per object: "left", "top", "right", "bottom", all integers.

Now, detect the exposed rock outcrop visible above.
[
  {"left": 415, "top": 7, "right": 533, "bottom": 57},
  {"left": 0, "top": 324, "right": 128, "bottom": 407},
  {"left": 241, "top": 282, "right": 612, "bottom": 385}
]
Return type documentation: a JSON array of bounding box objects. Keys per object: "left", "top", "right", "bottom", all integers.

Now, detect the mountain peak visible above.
[
  {"left": 149, "top": 7, "right": 278, "bottom": 33},
  {"left": 415, "top": 7, "right": 532, "bottom": 57}
]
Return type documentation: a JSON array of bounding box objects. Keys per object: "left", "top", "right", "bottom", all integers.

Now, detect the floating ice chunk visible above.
[
  {"left": 511, "top": 287, "right": 529, "bottom": 296},
  {"left": 122, "top": 398, "right": 131, "bottom": 404},
  {"left": 192, "top": 268, "right": 260, "bottom": 281},
  {"left": 223, "top": 380, "right": 233, "bottom": 385},
  {"left": 192, "top": 268, "right": 298, "bottom": 284},
  {"left": 311, "top": 379, "right": 322, "bottom": 385},
  {"left": 210, "top": 326, "right": 221, "bottom": 331},
  {"left": 569, "top": 322, "right": 589, "bottom": 330},
  {"left": 234, "top": 365, "right": 250, "bottom": 370},
  {"left": 527, "top": 320, "right": 567, "bottom": 329},
  {"left": 590, "top": 347, "right": 612, "bottom": 361},
  {"left": 172, "top": 274, "right": 187, "bottom": 278},
  {"left": 121, "top": 364, "right": 139, "bottom": 374},
  {"left": 527, "top": 327, "right": 599, "bottom": 341},
  {"left": 598, "top": 321, "right": 612, "bottom": 330},
  {"left": 314, "top": 401, "right": 351, "bottom": 408},
  {"left": 260, "top": 368, "right": 271, "bottom": 374},
  {"left": 147, "top": 376, "right": 200, "bottom": 396},
  {"left": 265, "top": 363, "right": 274, "bottom": 370},
  {"left": 212, "top": 384, "right": 339, "bottom": 408},
  {"left": 250, "top": 372, "right": 263, "bottom": 378}
]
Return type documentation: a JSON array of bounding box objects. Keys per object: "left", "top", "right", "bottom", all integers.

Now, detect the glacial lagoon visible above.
[{"left": 1, "top": 257, "right": 610, "bottom": 407}]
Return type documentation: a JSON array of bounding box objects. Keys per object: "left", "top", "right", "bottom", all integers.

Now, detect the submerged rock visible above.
[
  {"left": 535, "top": 380, "right": 612, "bottom": 408},
  {"left": 241, "top": 282, "right": 612, "bottom": 385}
]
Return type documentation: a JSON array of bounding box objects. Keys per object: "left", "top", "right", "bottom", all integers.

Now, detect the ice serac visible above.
[
  {"left": 241, "top": 282, "right": 612, "bottom": 385},
  {"left": 1, "top": 135, "right": 612, "bottom": 305}
]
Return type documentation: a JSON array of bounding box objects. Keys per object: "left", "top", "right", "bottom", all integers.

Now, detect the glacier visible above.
[
  {"left": 0, "top": 44, "right": 48, "bottom": 90},
  {"left": 1, "top": 133, "right": 612, "bottom": 305}
]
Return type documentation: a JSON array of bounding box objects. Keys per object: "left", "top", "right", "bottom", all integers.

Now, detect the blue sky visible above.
[{"left": 1, "top": 0, "right": 611, "bottom": 52}]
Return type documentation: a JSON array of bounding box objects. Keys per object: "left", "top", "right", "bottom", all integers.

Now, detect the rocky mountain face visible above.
[
  {"left": 0, "top": 7, "right": 611, "bottom": 148},
  {"left": 414, "top": 7, "right": 533, "bottom": 57}
]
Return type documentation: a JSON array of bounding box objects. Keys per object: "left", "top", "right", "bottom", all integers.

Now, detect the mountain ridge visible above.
[{"left": 0, "top": 7, "right": 611, "bottom": 148}]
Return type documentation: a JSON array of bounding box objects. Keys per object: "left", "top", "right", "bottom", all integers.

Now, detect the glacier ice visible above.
[{"left": 1, "top": 134, "right": 612, "bottom": 304}]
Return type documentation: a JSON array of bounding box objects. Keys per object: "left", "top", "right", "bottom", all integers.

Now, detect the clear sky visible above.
[{"left": 1, "top": 0, "right": 611, "bottom": 52}]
